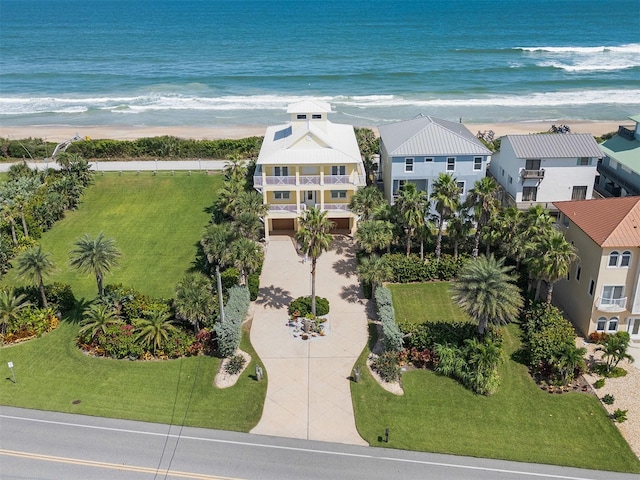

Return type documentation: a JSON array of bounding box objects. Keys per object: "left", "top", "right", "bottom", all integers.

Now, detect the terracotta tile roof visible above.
[{"left": 554, "top": 196, "right": 640, "bottom": 247}]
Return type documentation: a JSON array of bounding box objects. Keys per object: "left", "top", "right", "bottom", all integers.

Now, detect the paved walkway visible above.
[{"left": 250, "top": 235, "right": 368, "bottom": 445}]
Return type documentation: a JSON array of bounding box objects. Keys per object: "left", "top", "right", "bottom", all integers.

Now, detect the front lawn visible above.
[
  {"left": 0, "top": 321, "right": 266, "bottom": 431},
  {"left": 3, "top": 171, "right": 223, "bottom": 300},
  {"left": 389, "top": 282, "right": 470, "bottom": 324},
  {"left": 352, "top": 283, "right": 640, "bottom": 473}
]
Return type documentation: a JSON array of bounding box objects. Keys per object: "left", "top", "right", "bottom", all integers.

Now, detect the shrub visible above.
[
  {"left": 375, "top": 286, "right": 404, "bottom": 353},
  {"left": 382, "top": 320, "right": 404, "bottom": 353},
  {"left": 612, "top": 409, "right": 628, "bottom": 423},
  {"left": 95, "top": 324, "right": 144, "bottom": 359},
  {"left": 225, "top": 354, "right": 247, "bottom": 375},
  {"left": 3, "top": 307, "right": 59, "bottom": 343},
  {"left": 602, "top": 394, "right": 615, "bottom": 405},
  {"left": 382, "top": 253, "right": 464, "bottom": 283},
  {"left": 371, "top": 352, "right": 401, "bottom": 382},
  {"left": 46, "top": 282, "right": 76, "bottom": 312},
  {"left": 288, "top": 296, "right": 330, "bottom": 317},
  {"left": 400, "top": 321, "right": 478, "bottom": 351},
  {"left": 220, "top": 267, "right": 240, "bottom": 290},
  {"left": 247, "top": 273, "right": 260, "bottom": 301},
  {"left": 594, "top": 378, "right": 606, "bottom": 389},
  {"left": 215, "top": 286, "right": 250, "bottom": 357},
  {"left": 589, "top": 331, "right": 609, "bottom": 344}
]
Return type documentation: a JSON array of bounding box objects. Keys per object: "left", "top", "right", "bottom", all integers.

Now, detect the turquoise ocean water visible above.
[{"left": 1, "top": 0, "right": 638, "bottom": 128}]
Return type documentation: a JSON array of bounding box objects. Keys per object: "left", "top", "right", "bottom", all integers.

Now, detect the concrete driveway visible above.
[{"left": 250, "top": 235, "right": 368, "bottom": 445}]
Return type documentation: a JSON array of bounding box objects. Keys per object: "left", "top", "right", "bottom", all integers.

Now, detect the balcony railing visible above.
[
  {"left": 268, "top": 204, "right": 299, "bottom": 214},
  {"left": 618, "top": 125, "right": 636, "bottom": 141},
  {"left": 521, "top": 169, "right": 545, "bottom": 179},
  {"left": 597, "top": 296, "right": 627, "bottom": 312},
  {"left": 316, "top": 203, "right": 349, "bottom": 212},
  {"left": 254, "top": 174, "right": 365, "bottom": 188}
]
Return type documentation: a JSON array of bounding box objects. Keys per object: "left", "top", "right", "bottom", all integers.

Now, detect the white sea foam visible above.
[
  {"left": 540, "top": 61, "right": 638, "bottom": 72},
  {"left": 516, "top": 44, "right": 640, "bottom": 54}
]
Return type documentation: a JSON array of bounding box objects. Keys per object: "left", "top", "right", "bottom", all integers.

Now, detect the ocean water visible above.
[{"left": 0, "top": 0, "right": 638, "bottom": 128}]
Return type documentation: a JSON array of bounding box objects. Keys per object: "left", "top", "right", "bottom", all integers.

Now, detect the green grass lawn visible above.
[
  {"left": 389, "top": 282, "right": 471, "bottom": 324},
  {"left": 353, "top": 284, "right": 640, "bottom": 473},
  {"left": 0, "top": 322, "right": 266, "bottom": 431},
  {"left": 3, "top": 171, "right": 223, "bottom": 300}
]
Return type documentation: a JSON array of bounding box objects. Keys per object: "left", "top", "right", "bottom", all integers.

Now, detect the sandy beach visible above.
[{"left": 0, "top": 120, "right": 626, "bottom": 142}]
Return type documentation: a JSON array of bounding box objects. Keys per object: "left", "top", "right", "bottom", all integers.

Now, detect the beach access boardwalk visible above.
[
  {"left": 250, "top": 235, "right": 368, "bottom": 445},
  {"left": 0, "top": 160, "right": 228, "bottom": 173}
]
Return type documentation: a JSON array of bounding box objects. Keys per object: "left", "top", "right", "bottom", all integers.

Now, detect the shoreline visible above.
[{"left": 0, "top": 120, "right": 625, "bottom": 142}]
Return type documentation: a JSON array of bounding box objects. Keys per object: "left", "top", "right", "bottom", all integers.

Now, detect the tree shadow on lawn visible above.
[
  {"left": 254, "top": 285, "right": 293, "bottom": 310},
  {"left": 65, "top": 297, "right": 94, "bottom": 325}
]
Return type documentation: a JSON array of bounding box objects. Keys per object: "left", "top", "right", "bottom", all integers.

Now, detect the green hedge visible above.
[
  {"left": 374, "top": 286, "right": 404, "bottom": 352},
  {"left": 384, "top": 253, "right": 464, "bottom": 283},
  {"left": 288, "top": 296, "right": 330, "bottom": 317},
  {"left": 215, "top": 286, "right": 250, "bottom": 357}
]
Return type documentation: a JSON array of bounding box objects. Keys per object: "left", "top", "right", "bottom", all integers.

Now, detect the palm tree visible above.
[
  {"left": 355, "top": 219, "right": 394, "bottom": 256},
  {"left": 447, "top": 206, "right": 473, "bottom": 260},
  {"left": 134, "top": 308, "right": 178, "bottom": 355},
  {"left": 452, "top": 255, "right": 523, "bottom": 335},
  {"left": 466, "top": 177, "right": 499, "bottom": 258},
  {"left": 226, "top": 238, "right": 264, "bottom": 286},
  {"left": 0, "top": 289, "right": 31, "bottom": 337},
  {"left": 174, "top": 272, "right": 216, "bottom": 332},
  {"left": 296, "top": 207, "right": 334, "bottom": 317},
  {"left": 394, "top": 183, "right": 427, "bottom": 257},
  {"left": 232, "top": 211, "right": 263, "bottom": 241},
  {"left": 0, "top": 193, "right": 19, "bottom": 246},
  {"left": 528, "top": 229, "right": 578, "bottom": 303},
  {"left": 431, "top": 173, "right": 460, "bottom": 260},
  {"left": 596, "top": 332, "right": 634, "bottom": 373},
  {"left": 201, "top": 223, "right": 233, "bottom": 323},
  {"left": 349, "top": 186, "right": 385, "bottom": 221},
  {"left": 217, "top": 179, "right": 246, "bottom": 218},
  {"left": 16, "top": 245, "right": 56, "bottom": 308},
  {"left": 69, "top": 232, "right": 122, "bottom": 297},
  {"left": 358, "top": 254, "right": 392, "bottom": 297},
  {"left": 554, "top": 343, "right": 586, "bottom": 385},
  {"left": 79, "top": 303, "right": 122, "bottom": 342}
]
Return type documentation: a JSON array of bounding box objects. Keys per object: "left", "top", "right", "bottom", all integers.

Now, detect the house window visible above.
[
  {"left": 508, "top": 175, "right": 513, "bottom": 185},
  {"left": 522, "top": 187, "right": 537, "bottom": 201},
  {"left": 473, "top": 157, "right": 482, "bottom": 171},
  {"left": 602, "top": 285, "right": 624, "bottom": 304},
  {"left": 621, "top": 251, "right": 631, "bottom": 267},
  {"left": 405, "top": 158, "right": 414, "bottom": 173},
  {"left": 576, "top": 265, "right": 581, "bottom": 281},
  {"left": 331, "top": 190, "right": 347, "bottom": 199},
  {"left": 572, "top": 186, "right": 587, "bottom": 200},
  {"left": 607, "top": 317, "right": 619, "bottom": 332},
  {"left": 297, "top": 114, "right": 307, "bottom": 120},
  {"left": 608, "top": 251, "right": 620, "bottom": 267},
  {"left": 274, "top": 191, "right": 290, "bottom": 200},
  {"left": 425, "top": 157, "right": 433, "bottom": 162},
  {"left": 312, "top": 114, "right": 322, "bottom": 119},
  {"left": 596, "top": 317, "right": 607, "bottom": 331},
  {"left": 525, "top": 159, "right": 541, "bottom": 170},
  {"left": 274, "top": 166, "right": 289, "bottom": 176},
  {"left": 501, "top": 167, "right": 505, "bottom": 177},
  {"left": 331, "top": 165, "right": 346, "bottom": 175},
  {"left": 457, "top": 181, "right": 465, "bottom": 195},
  {"left": 578, "top": 157, "right": 590, "bottom": 166},
  {"left": 589, "top": 279, "right": 595, "bottom": 296},
  {"left": 561, "top": 213, "right": 569, "bottom": 227},
  {"left": 447, "top": 157, "right": 455, "bottom": 172}
]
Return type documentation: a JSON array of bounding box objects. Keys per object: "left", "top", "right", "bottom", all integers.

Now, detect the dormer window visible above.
[
  {"left": 297, "top": 114, "right": 307, "bottom": 120},
  {"left": 312, "top": 114, "right": 322, "bottom": 119}
]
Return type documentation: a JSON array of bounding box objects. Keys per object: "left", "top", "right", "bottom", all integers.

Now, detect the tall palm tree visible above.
[
  {"left": 452, "top": 255, "right": 523, "bottom": 335},
  {"left": 0, "top": 193, "right": 19, "bottom": 246},
  {"left": 0, "top": 289, "right": 31, "bottom": 337},
  {"left": 201, "top": 223, "right": 233, "bottom": 323},
  {"left": 431, "top": 173, "right": 460, "bottom": 260},
  {"left": 349, "top": 186, "right": 385, "bottom": 221},
  {"left": 226, "top": 238, "right": 264, "bottom": 286},
  {"left": 134, "top": 308, "right": 178, "bottom": 355},
  {"left": 16, "top": 245, "right": 56, "bottom": 308},
  {"left": 394, "top": 183, "right": 427, "bottom": 257},
  {"left": 355, "top": 219, "right": 394, "bottom": 256},
  {"left": 446, "top": 206, "right": 473, "bottom": 260},
  {"left": 69, "top": 232, "right": 122, "bottom": 297},
  {"left": 528, "top": 229, "right": 578, "bottom": 303},
  {"left": 232, "top": 211, "right": 263, "bottom": 241},
  {"left": 296, "top": 207, "right": 334, "bottom": 317},
  {"left": 79, "top": 303, "right": 122, "bottom": 342},
  {"left": 174, "top": 272, "right": 216, "bottom": 332},
  {"left": 358, "top": 254, "right": 392, "bottom": 297},
  {"left": 466, "top": 177, "right": 499, "bottom": 258}
]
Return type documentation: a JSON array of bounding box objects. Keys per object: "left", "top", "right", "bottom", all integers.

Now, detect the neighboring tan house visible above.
[
  {"left": 595, "top": 114, "right": 640, "bottom": 198},
  {"left": 377, "top": 115, "right": 491, "bottom": 209},
  {"left": 553, "top": 196, "right": 640, "bottom": 339},
  {"left": 253, "top": 100, "right": 365, "bottom": 239},
  {"left": 489, "top": 134, "right": 602, "bottom": 212}
]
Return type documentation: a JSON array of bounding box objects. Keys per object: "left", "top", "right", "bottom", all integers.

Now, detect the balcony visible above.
[
  {"left": 254, "top": 174, "right": 365, "bottom": 189},
  {"left": 520, "top": 169, "right": 545, "bottom": 179},
  {"left": 316, "top": 203, "right": 349, "bottom": 212},
  {"left": 268, "top": 204, "right": 300, "bottom": 214},
  {"left": 618, "top": 125, "right": 636, "bottom": 141},
  {"left": 596, "top": 296, "right": 627, "bottom": 312}
]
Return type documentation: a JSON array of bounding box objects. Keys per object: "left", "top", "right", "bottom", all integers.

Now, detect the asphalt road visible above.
[{"left": 0, "top": 407, "right": 636, "bottom": 480}]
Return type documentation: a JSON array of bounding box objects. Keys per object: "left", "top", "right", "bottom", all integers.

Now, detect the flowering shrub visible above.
[{"left": 2, "top": 307, "right": 59, "bottom": 344}]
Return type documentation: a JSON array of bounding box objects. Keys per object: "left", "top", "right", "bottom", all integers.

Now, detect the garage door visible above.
[
  {"left": 271, "top": 219, "right": 295, "bottom": 232},
  {"left": 330, "top": 218, "right": 350, "bottom": 232}
]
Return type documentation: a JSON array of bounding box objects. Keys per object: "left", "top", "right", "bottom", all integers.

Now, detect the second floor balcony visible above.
[
  {"left": 596, "top": 296, "right": 627, "bottom": 313},
  {"left": 254, "top": 173, "right": 365, "bottom": 188},
  {"left": 520, "top": 168, "right": 545, "bottom": 179}
]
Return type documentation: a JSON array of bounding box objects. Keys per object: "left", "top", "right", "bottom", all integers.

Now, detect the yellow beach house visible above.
[
  {"left": 553, "top": 196, "right": 640, "bottom": 339},
  {"left": 253, "top": 100, "right": 366, "bottom": 239}
]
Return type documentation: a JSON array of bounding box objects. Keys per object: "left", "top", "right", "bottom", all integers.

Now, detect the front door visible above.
[
  {"left": 303, "top": 190, "right": 316, "bottom": 208},
  {"left": 629, "top": 318, "right": 640, "bottom": 340}
]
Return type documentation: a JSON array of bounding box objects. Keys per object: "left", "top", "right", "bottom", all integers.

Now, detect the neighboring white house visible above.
[
  {"left": 489, "top": 134, "right": 602, "bottom": 212},
  {"left": 253, "top": 100, "right": 366, "bottom": 239},
  {"left": 377, "top": 115, "right": 491, "bottom": 210},
  {"left": 596, "top": 114, "right": 640, "bottom": 198}
]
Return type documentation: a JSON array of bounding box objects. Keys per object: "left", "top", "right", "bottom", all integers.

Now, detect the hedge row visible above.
[
  {"left": 374, "top": 286, "right": 403, "bottom": 352},
  {"left": 384, "top": 253, "right": 464, "bottom": 283},
  {"left": 215, "top": 285, "right": 250, "bottom": 357}
]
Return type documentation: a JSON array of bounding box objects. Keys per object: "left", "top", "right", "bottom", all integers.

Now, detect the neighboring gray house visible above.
[
  {"left": 378, "top": 115, "right": 491, "bottom": 209},
  {"left": 596, "top": 114, "right": 640, "bottom": 198},
  {"left": 488, "top": 134, "right": 602, "bottom": 212}
]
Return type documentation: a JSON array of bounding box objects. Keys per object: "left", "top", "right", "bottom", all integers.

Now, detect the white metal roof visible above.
[
  {"left": 504, "top": 134, "right": 603, "bottom": 159},
  {"left": 286, "top": 100, "right": 332, "bottom": 114}
]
